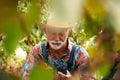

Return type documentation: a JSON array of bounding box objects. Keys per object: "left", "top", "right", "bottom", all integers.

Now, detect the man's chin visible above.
[
  {"left": 50, "top": 45, "right": 63, "bottom": 50},
  {"left": 49, "top": 42, "right": 64, "bottom": 50},
  {"left": 51, "top": 46, "right": 62, "bottom": 50}
]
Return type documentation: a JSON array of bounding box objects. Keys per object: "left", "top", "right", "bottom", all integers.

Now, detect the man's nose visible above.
[{"left": 54, "top": 35, "right": 60, "bottom": 42}]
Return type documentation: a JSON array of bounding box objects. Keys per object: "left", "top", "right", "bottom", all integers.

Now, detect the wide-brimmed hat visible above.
[
  {"left": 38, "top": 0, "right": 82, "bottom": 30},
  {"left": 38, "top": 13, "right": 77, "bottom": 30}
]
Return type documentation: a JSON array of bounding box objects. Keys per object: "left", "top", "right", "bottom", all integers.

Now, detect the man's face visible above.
[{"left": 45, "top": 28, "right": 69, "bottom": 50}]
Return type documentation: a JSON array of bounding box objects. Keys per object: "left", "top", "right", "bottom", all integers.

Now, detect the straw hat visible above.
[
  {"left": 37, "top": 0, "right": 82, "bottom": 30},
  {"left": 38, "top": 13, "right": 77, "bottom": 30}
]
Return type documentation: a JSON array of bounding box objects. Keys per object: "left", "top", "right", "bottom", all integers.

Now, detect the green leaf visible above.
[
  {"left": 30, "top": 64, "right": 53, "bottom": 80},
  {"left": 98, "top": 63, "right": 111, "bottom": 77},
  {"left": 23, "top": 0, "right": 41, "bottom": 34},
  {"left": 4, "top": 18, "right": 22, "bottom": 54}
]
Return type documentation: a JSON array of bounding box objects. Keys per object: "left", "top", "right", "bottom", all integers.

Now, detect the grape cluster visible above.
[{"left": 54, "top": 58, "right": 67, "bottom": 75}]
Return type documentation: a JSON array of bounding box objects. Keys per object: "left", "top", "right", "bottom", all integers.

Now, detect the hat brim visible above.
[{"left": 38, "top": 22, "right": 77, "bottom": 30}]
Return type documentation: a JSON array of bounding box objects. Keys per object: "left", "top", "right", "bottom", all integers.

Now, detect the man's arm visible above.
[
  {"left": 74, "top": 46, "right": 95, "bottom": 80},
  {"left": 55, "top": 46, "right": 95, "bottom": 80},
  {"left": 22, "top": 44, "right": 41, "bottom": 79}
]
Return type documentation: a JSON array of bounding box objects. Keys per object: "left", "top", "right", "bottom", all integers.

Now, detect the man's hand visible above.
[{"left": 56, "top": 70, "right": 72, "bottom": 80}]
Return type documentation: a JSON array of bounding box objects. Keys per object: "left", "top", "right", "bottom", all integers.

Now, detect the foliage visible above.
[
  {"left": 0, "top": 0, "right": 120, "bottom": 80},
  {"left": 30, "top": 63, "right": 53, "bottom": 80}
]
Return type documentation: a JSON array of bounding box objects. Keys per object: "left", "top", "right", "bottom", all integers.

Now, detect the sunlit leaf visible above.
[
  {"left": 4, "top": 18, "right": 22, "bottom": 54},
  {"left": 0, "top": 0, "right": 18, "bottom": 32},
  {"left": 30, "top": 64, "right": 53, "bottom": 80},
  {"left": 98, "top": 63, "right": 111, "bottom": 77},
  {"left": 84, "top": 0, "right": 106, "bottom": 19},
  {"left": 22, "top": 0, "right": 43, "bottom": 34},
  {"left": 114, "top": 34, "right": 120, "bottom": 51}
]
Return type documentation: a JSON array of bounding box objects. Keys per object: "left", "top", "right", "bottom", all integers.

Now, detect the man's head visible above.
[
  {"left": 38, "top": 13, "right": 76, "bottom": 50},
  {"left": 45, "top": 27, "right": 70, "bottom": 50}
]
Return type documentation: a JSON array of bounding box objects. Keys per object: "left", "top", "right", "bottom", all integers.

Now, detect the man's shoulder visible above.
[
  {"left": 69, "top": 42, "right": 82, "bottom": 52},
  {"left": 70, "top": 43, "right": 89, "bottom": 57},
  {"left": 30, "top": 42, "right": 47, "bottom": 56}
]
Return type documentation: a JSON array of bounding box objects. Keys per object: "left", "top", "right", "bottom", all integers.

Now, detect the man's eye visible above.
[
  {"left": 59, "top": 33, "right": 64, "bottom": 36},
  {"left": 51, "top": 33, "right": 56, "bottom": 35}
]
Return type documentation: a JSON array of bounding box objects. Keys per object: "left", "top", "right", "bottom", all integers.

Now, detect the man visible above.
[{"left": 22, "top": 14, "right": 94, "bottom": 80}]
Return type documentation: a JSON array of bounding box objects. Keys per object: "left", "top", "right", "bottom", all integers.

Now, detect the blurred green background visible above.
[{"left": 0, "top": 0, "right": 120, "bottom": 80}]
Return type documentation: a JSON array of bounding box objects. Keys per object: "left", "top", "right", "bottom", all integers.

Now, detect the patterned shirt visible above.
[{"left": 22, "top": 41, "right": 94, "bottom": 80}]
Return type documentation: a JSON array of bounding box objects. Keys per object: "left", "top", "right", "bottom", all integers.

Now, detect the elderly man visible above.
[{"left": 22, "top": 14, "right": 94, "bottom": 80}]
